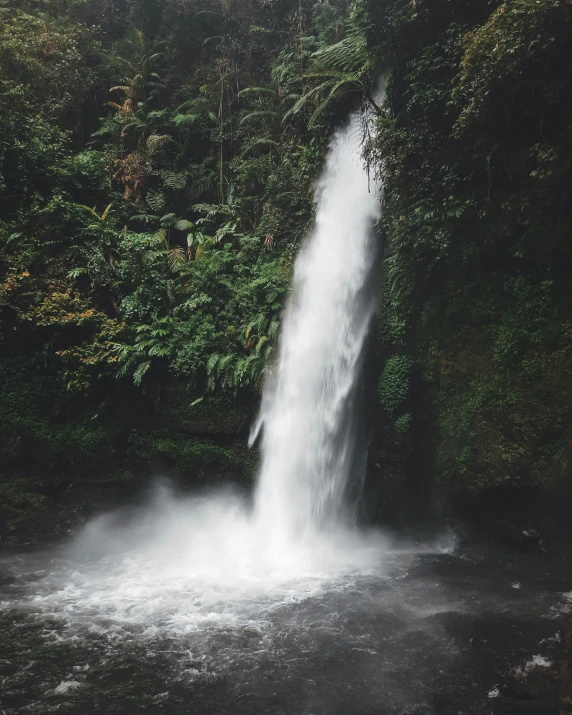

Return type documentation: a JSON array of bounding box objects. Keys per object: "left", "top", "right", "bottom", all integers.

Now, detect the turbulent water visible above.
[{"left": 2, "top": 111, "right": 569, "bottom": 715}]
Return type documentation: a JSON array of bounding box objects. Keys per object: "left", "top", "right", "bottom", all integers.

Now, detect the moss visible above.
[
  {"left": 0, "top": 476, "right": 47, "bottom": 510},
  {"left": 0, "top": 359, "right": 258, "bottom": 501},
  {"left": 371, "top": 0, "right": 572, "bottom": 499},
  {"left": 378, "top": 355, "right": 413, "bottom": 417},
  {"left": 394, "top": 412, "right": 412, "bottom": 435},
  {"left": 432, "top": 331, "right": 572, "bottom": 495},
  {"left": 128, "top": 428, "right": 258, "bottom": 483},
  {"left": 0, "top": 360, "right": 116, "bottom": 465},
  {"left": 155, "top": 384, "right": 253, "bottom": 435}
]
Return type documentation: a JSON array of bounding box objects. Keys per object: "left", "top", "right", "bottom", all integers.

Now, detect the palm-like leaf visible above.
[
  {"left": 242, "top": 138, "right": 280, "bottom": 155},
  {"left": 238, "top": 87, "right": 277, "bottom": 98},
  {"left": 240, "top": 110, "right": 279, "bottom": 125}
]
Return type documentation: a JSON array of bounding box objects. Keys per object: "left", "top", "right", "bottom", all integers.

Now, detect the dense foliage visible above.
[
  {"left": 0, "top": 0, "right": 360, "bottom": 513},
  {"left": 1, "top": 0, "right": 571, "bottom": 521},
  {"left": 365, "top": 0, "right": 572, "bottom": 495}
]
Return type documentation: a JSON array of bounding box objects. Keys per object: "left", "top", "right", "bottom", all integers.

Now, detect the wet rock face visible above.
[
  {"left": 361, "top": 334, "right": 416, "bottom": 525},
  {"left": 363, "top": 392, "right": 435, "bottom": 527},
  {"left": 452, "top": 487, "right": 572, "bottom": 556},
  {"left": 363, "top": 424, "right": 412, "bottom": 525}
]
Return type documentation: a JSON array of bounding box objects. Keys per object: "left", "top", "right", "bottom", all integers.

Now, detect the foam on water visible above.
[
  {"left": 19, "top": 485, "right": 390, "bottom": 638},
  {"left": 2, "top": 486, "right": 458, "bottom": 649}
]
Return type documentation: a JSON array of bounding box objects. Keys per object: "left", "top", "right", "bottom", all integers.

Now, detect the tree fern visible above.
[
  {"left": 172, "top": 113, "right": 202, "bottom": 127},
  {"left": 189, "top": 173, "right": 215, "bottom": 200},
  {"left": 238, "top": 87, "right": 277, "bottom": 99},
  {"left": 242, "top": 138, "right": 280, "bottom": 156}
]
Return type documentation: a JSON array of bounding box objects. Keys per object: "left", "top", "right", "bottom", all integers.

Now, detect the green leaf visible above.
[
  {"left": 133, "top": 361, "right": 151, "bottom": 386},
  {"left": 67, "top": 268, "right": 88, "bottom": 280}
]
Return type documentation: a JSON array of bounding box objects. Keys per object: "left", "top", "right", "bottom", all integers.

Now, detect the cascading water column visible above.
[{"left": 253, "top": 111, "right": 381, "bottom": 542}]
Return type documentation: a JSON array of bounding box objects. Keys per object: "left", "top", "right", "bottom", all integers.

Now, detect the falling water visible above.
[
  {"left": 253, "top": 110, "right": 381, "bottom": 540},
  {"left": 0, "top": 106, "right": 393, "bottom": 663},
  {"left": 0, "top": 108, "right": 473, "bottom": 715}
]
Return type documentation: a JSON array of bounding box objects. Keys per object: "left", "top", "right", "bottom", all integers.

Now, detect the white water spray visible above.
[{"left": 253, "top": 112, "right": 381, "bottom": 540}]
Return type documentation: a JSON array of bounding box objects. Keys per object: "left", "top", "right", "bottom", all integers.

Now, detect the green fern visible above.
[{"left": 146, "top": 190, "right": 166, "bottom": 212}]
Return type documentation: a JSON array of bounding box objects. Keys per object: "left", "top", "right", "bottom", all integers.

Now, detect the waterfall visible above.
[
  {"left": 10, "top": 110, "right": 387, "bottom": 642},
  {"left": 253, "top": 111, "right": 381, "bottom": 541}
]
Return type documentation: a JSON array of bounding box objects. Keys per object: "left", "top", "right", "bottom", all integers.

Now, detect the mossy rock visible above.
[
  {"left": 0, "top": 361, "right": 119, "bottom": 469},
  {"left": 432, "top": 337, "right": 572, "bottom": 498},
  {"left": 155, "top": 383, "right": 255, "bottom": 436},
  {"left": 128, "top": 427, "right": 258, "bottom": 484}
]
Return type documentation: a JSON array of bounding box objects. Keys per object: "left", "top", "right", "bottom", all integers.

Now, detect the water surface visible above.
[{"left": 1, "top": 491, "right": 569, "bottom": 714}]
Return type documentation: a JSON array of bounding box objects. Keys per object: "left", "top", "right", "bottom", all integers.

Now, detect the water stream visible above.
[{"left": 1, "top": 112, "right": 569, "bottom": 714}]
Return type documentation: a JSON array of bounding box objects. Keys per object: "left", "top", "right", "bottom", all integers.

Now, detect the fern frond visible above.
[
  {"left": 161, "top": 170, "right": 186, "bottom": 189},
  {"left": 146, "top": 134, "right": 170, "bottom": 153},
  {"left": 146, "top": 190, "right": 166, "bottom": 212},
  {"left": 268, "top": 320, "right": 280, "bottom": 339},
  {"left": 313, "top": 27, "right": 368, "bottom": 75},
  {"left": 308, "top": 75, "right": 361, "bottom": 126},
  {"left": 219, "top": 354, "right": 234, "bottom": 371},
  {"left": 101, "top": 203, "right": 113, "bottom": 221},
  {"left": 242, "top": 138, "right": 280, "bottom": 156},
  {"left": 255, "top": 336, "right": 268, "bottom": 355},
  {"left": 133, "top": 360, "right": 151, "bottom": 386},
  {"left": 175, "top": 99, "right": 204, "bottom": 113},
  {"left": 282, "top": 81, "right": 333, "bottom": 122},
  {"left": 240, "top": 110, "right": 279, "bottom": 125},
  {"left": 172, "top": 113, "right": 202, "bottom": 127},
  {"left": 78, "top": 205, "right": 99, "bottom": 219},
  {"left": 189, "top": 174, "right": 214, "bottom": 200},
  {"left": 238, "top": 87, "right": 277, "bottom": 98},
  {"left": 207, "top": 353, "right": 221, "bottom": 374}
]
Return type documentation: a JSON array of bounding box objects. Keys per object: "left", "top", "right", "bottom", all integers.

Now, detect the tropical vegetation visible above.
[{"left": 1, "top": 0, "right": 571, "bottom": 521}]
